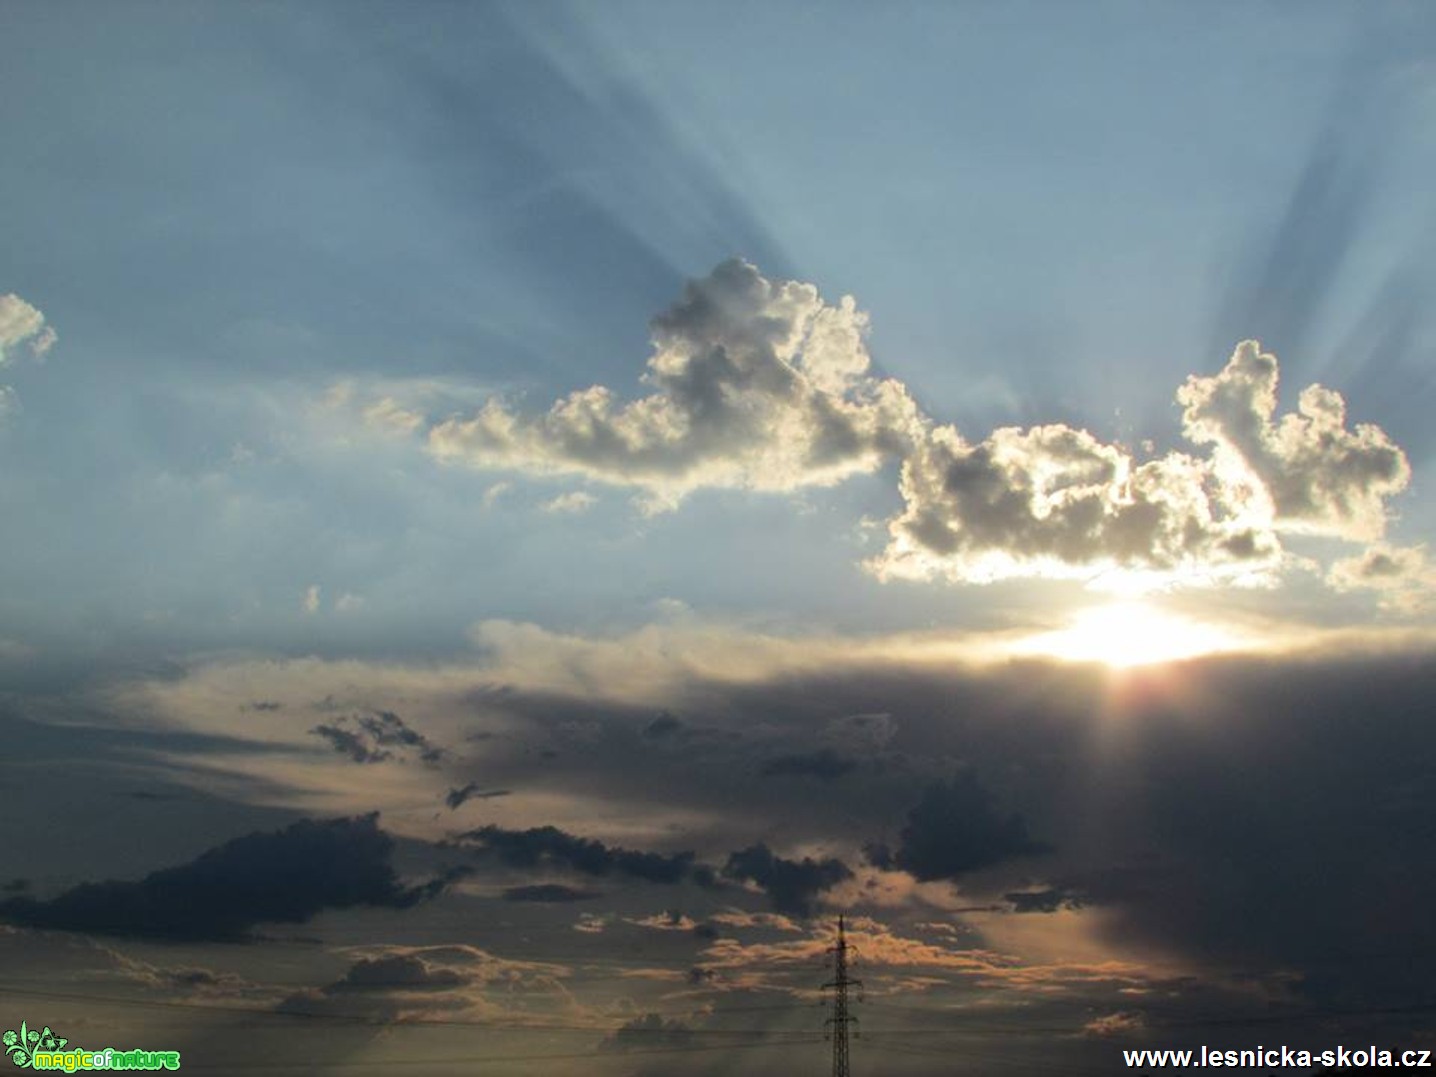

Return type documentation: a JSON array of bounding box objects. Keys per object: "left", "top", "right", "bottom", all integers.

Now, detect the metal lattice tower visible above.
[{"left": 823, "top": 915, "right": 861, "bottom": 1077}]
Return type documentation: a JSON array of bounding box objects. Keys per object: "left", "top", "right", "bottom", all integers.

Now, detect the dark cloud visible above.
[
  {"left": 867, "top": 773, "right": 1049, "bottom": 882},
  {"left": 360, "top": 710, "right": 445, "bottom": 764},
  {"left": 1065, "top": 650, "right": 1436, "bottom": 1007},
  {"left": 722, "top": 843, "right": 852, "bottom": 917},
  {"left": 457, "top": 824, "right": 705, "bottom": 886},
  {"left": 310, "top": 710, "right": 444, "bottom": 766},
  {"left": 244, "top": 701, "right": 283, "bottom": 712},
  {"left": 329, "top": 954, "right": 468, "bottom": 992},
  {"left": 761, "top": 748, "right": 858, "bottom": 781},
  {"left": 310, "top": 722, "right": 391, "bottom": 764},
  {"left": 0, "top": 814, "right": 449, "bottom": 941},
  {"left": 599, "top": 1013, "right": 695, "bottom": 1053},
  {"left": 642, "top": 713, "right": 684, "bottom": 739},
  {"left": 117, "top": 790, "right": 187, "bottom": 802},
  {"left": 444, "top": 783, "right": 511, "bottom": 810},
  {"left": 1005, "top": 887, "right": 1084, "bottom": 914},
  {"left": 502, "top": 884, "right": 599, "bottom": 903}
]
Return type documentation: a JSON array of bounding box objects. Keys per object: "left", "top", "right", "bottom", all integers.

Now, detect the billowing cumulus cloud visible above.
[
  {"left": 0, "top": 294, "right": 56, "bottom": 363},
  {"left": 1327, "top": 543, "right": 1435, "bottom": 613},
  {"left": 873, "top": 339, "right": 1413, "bottom": 586},
  {"left": 0, "top": 293, "right": 56, "bottom": 418},
  {"left": 427, "top": 259, "right": 923, "bottom": 509},
  {"left": 412, "top": 262, "right": 1416, "bottom": 594},
  {"left": 1178, "top": 340, "right": 1410, "bottom": 541},
  {"left": 871, "top": 422, "right": 1278, "bottom": 585}
]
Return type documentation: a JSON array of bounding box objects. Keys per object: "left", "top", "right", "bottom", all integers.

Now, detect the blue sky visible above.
[
  {"left": 4, "top": 0, "right": 1432, "bottom": 663},
  {"left": 2, "top": 3, "right": 1435, "bottom": 1074}
]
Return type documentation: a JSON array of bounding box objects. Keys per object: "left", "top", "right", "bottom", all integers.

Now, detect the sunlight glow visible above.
[{"left": 1010, "top": 601, "right": 1245, "bottom": 668}]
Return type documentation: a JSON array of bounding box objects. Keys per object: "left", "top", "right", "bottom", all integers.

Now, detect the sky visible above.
[{"left": 2, "top": 1, "right": 1436, "bottom": 1073}]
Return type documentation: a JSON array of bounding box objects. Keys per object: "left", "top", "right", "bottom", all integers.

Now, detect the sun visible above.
[{"left": 1010, "top": 601, "right": 1243, "bottom": 668}]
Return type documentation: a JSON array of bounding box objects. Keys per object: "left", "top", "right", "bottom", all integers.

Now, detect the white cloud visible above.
[
  {"left": 427, "top": 259, "right": 923, "bottom": 506},
  {"left": 870, "top": 422, "right": 1278, "bottom": 586},
  {"left": 361, "top": 397, "right": 425, "bottom": 436},
  {"left": 540, "top": 491, "right": 597, "bottom": 515},
  {"left": 0, "top": 293, "right": 56, "bottom": 413},
  {"left": 347, "top": 259, "right": 1415, "bottom": 595},
  {"left": 873, "top": 341, "right": 1412, "bottom": 586},
  {"left": 1177, "top": 341, "right": 1410, "bottom": 542},
  {"left": 302, "top": 584, "right": 322, "bottom": 614},
  {"left": 0, "top": 294, "right": 54, "bottom": 362},
  {"left": 335, "top": 592, "right": 366, "bottom": 613},
  {"left": 482, "top": 481, "right": 512, "bottom": 509},
  {"left": 1327, "top": 543, "right": 1435, "bottom": 613}
]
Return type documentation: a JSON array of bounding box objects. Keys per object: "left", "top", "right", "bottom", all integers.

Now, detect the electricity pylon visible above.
[{"left": 823, "top": 914, "right": 861, "bottom": 1077}]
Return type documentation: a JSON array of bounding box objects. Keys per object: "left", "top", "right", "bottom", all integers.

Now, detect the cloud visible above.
[
  {"left": 760, "top": 749, "right": 857, "bottom": 781},
  {"left": 502, "top": 884, "right": 600, "bottom": 903},
  {"left": 392, "top": 258, "right": 1415, "bottom": 591},
  {"left": 1178, "top": 341, "right": 1410, "bottom": 541},
  {"left": 361, "top": 397, "right": 425, "bottom": 436},
  {"left": 311, "top": 722, "right": 391, "bottom": 764},
  {"left": 0, "top": 294, "right": 56, "bottom": 418},
  {"left": 871, "top": 339, "right": 1413, "bottom": 586},
  {"left": 301, "top": 584, "right": 321, "bottom": 614},
  {"left": 599, "top": 1013, "right": 695, "bottom": 1053},
  {"left": 328, "top": 953, "right": 468, "bottom": 992},
  {"left": 722, "top": 843, "right": 853, "bottom": 917},
  {"left": 458, "top": 825, "right": 707, "bottom": 886},
  {"left": 0, "top": 814, "right": 449, "bottom": 941},
  {"left": 274, "top": 944, "right": 573, "bottom": 1024},
  {"left": 540, "top": 490, "right": 597, "bottom": 515},
  {"left": 1083, "top": 1011, "right": 1145, "bottom": 1038},
  {"left": 642, "top": 714, "right": 684, "bottom": 739},
  {"left": 1005, "top": 887, "right": 1084, "bottom": 914},
  {"left": 309, "top": 710, "right": 444, "bottom": 766},
  {"left": 445, "top": 783, "right": 512, "bottom": 810},
  {"left": 0, "top": 294, "right": 56, "bottom": 363},
  {"left": 427, "top": 259, "right": 922, "bottom": 509},
  {"left": 866, "top": 773, "right": 1049, "bottom": 882},
  {"left": 1327, "top": 543, "right": 1435, "bottom": 612},
  {"left": 872, "top": 421, "right": 1280, "bottom": 585}
]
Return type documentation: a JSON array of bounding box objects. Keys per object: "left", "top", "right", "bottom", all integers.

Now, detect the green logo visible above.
[
  {"left": 3, "top": 1023, "right": 64, "bottom": 1068},
  {"left": 3, "top": 1024, "right": 180, "bottom": 1071}
]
